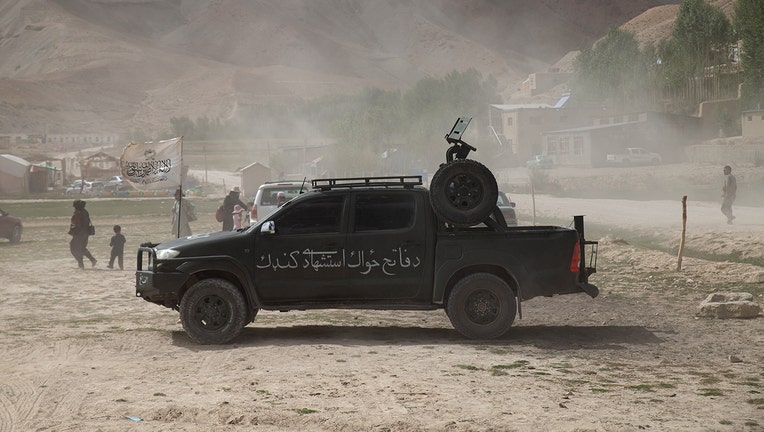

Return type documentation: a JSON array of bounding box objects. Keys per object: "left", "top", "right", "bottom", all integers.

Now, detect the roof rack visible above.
[{"left": 311, "top": 176, "right": 422, "bottom": 191}]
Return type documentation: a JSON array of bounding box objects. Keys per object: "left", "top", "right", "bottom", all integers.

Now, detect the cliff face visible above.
[{"left": 0, "top": 0, "right": 685, "bottom": 134}]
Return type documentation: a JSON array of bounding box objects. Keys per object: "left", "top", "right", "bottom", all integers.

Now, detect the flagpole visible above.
[{"left": 176, "top": 136, "right": 184, "bottom": 239}]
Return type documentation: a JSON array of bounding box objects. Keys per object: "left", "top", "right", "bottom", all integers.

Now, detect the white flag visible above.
[{"left": 120, "top": 137, "right": 182, "bottom": 190}]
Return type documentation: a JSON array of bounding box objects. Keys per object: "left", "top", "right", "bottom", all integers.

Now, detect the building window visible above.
[
  {"left": 748, "top": 116, "right": 753, "bottom": 121},
  {"left": 547, "top": 137, "right": 558, "bottom": 155},
  {"left": 574, "top": 136, "right": 584, "bottom": 155},
  {"left": 506, "top": 117, "right": 513, "bottom": 127},
  {"left": 559, "top": 137, "right": 570, "bottom": 155}
]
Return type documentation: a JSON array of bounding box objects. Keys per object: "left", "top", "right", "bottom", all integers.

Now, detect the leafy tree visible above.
[
  {"left": 170, "top": 116, "right": 196, "bottom": 139},
  {"left": 572, "top": 26, "right": 653, "bottom": 110},
  {"left": 672, "top": 0, "right": 733, "bottom": 69},
  {"left": 656, "top": 0, "right": 734, "bottom": 112},
  {"left": 734, "top": 0, "right": 764, "bottom": 109}
]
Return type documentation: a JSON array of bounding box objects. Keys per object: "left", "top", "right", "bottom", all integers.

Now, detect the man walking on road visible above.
[{"left": 721, "top": 165, "right": 737, "bottom": 224}]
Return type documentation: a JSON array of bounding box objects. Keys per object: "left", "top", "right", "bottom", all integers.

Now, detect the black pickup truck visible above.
[{"left": 136, "top": 174, "right": 598, "bottom": 344}]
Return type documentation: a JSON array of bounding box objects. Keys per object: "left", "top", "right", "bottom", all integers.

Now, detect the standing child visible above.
[
  {"left": 108, "top": 225, "right": 126, "bottom": 270},
  {"left": 232, "top": 204, "right": 244, "bottom": 230}
]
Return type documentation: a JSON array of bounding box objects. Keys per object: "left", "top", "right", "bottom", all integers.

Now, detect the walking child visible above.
[{"left": 108, "top": 225, "right": 126, "bottom": 270}]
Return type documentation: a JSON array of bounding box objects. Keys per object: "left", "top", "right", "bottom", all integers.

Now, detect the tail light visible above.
[
  {"left": 570, "top": 240, "right": 581, "bottom": 272},
  {"left": 251, "top": 206, "right": 257, "bottom": 221}
]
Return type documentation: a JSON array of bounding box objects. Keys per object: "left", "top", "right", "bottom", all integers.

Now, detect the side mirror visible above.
[
  {"left": 509, "top": 202, "right": 516, "bottom": 208},
  {"left": 261, "top": 221, "right": 276, "bottom": 235}
]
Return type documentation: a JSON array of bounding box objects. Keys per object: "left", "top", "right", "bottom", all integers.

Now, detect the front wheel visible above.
[
  {"left": 179, "top": 278, "right": 248, "bottom": 344},
  {"left": 446, "top": 273, "right": 516, "bottom": 339},
  {"left": 9, "top": 225, "right": 21, "bottom": 244}
]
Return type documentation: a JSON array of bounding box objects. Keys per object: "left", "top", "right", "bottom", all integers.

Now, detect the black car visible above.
[
  {"left": 497, "top": 191, "right": 518, "bottom": 226},
  {"left": 0, "top": 208, "right": 22, "bottom": 244}
]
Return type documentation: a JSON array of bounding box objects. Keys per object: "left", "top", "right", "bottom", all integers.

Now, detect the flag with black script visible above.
[{"left": 120, "top": 137, "right": 183, "bottom": 189}]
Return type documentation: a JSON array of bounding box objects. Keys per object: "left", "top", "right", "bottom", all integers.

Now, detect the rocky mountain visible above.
[{"left": 0, "top": 0, "right": 687, "bottom": 136}]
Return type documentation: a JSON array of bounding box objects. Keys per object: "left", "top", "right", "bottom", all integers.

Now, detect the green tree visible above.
[
  {"left": 656, "top": 0, "right": 734, "bottom": 112},
  {"left": 170, "top": 116, "right": 196, "bottom": 139},
  {"left": 572, "top": 26, "right": 653, "bottom": 110},
  {"left": 672, "top": 0, "right": 733, "bottom": 71},
  {"left": 734, "top": 0, "right": 764, "bottom": 109}
]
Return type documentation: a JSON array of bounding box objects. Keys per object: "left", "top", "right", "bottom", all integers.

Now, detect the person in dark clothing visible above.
[
  {"left": 107, "top": 225, "right": 126, "bottom": 270},
  {"left": 69, "top": 199, "right": 96, "bottom": 269},
  {"left": 721, "top": 165, "right": 737, "bottom": 224},
  {"left": 221, "top": 186, "right": 248, "bottom": 231},
  {"left": 172, "top": 188, "right": 195, "bottom": 237}
]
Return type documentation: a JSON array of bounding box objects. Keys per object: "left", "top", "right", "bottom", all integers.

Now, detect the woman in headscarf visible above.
[{"left": 69, "top": 199, "right": 97, "bottom": 269}]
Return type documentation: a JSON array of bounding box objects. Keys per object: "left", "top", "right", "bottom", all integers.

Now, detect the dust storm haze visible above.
[
  {"left": 1, "top": 0, "right": 683, "bottom": 167},
  {"left": 1, "top": 0, "right": 760, "bottom": 205}
]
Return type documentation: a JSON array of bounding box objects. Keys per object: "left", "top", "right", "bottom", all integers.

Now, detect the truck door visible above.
[
  {"left": 253, "top": 194, "right": 347, "bottom": 302},
  {"left": 344, "top": 191, "right": 429, "bottom": 300}
]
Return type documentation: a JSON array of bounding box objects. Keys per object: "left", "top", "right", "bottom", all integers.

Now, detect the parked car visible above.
[
  {"left": 606, "top": 147, "right": 662, "bottom": 165},
  {"left": 105, "top": 176, "right": 123, "bottom": 188},
  {"left": 251, "top": 181, "right": 308, "bottom": 222},
  {"left": 89, "top": 181, "right": 105, "bottom": 194},
  {"left": 65, "top": 180, "right": 93, "bottom": 195},
  {"left": 66, "top": 180, "right": 105, "bottom": 195},
  {"left": 0, "top": 208, "right": 22, "bottom": 244},
  {"left": 526, "top": 155, "right": 553, "bottom": 169},
  {"left": 497, "top": 191, "right": 518, "bottom": 226}
]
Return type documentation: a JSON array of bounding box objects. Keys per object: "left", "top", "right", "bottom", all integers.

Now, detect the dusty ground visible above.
[{"left": 1, "top": 177, "right": 763, "bottom": 431}]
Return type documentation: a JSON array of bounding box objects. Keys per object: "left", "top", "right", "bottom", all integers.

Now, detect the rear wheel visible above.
[
  {"left": 446, "top": 273, "right": 516, "bottom": 339},
  {"left": 430, "top": 159, "right": 498, "bottom": 227},
  {"left": 180, "top": 278, "right": 248, "bottom": 344}
]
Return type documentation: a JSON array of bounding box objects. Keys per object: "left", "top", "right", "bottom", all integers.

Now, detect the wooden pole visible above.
[
  {"left": 677, "top": 195, "right": 687, "bottom": 270},
  {"left": 530, "top": 173, "right": 536, "bottom": 226}
]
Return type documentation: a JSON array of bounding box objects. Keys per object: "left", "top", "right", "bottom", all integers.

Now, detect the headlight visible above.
[{"left": 156, "top": 249, "right": 180, "bottom": 260}]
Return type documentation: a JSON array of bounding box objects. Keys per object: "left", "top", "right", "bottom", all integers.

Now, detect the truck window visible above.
[
  {"left": 275, "top": 195, "right": 344, "bottom": 235},
  {"left": 353, "top": 193, "right": 415, "bottom": 232}
]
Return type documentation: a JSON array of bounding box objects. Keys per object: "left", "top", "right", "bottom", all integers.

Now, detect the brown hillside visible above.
[{"left": 0, "top": 0, "right": 682, "bottom": 136}]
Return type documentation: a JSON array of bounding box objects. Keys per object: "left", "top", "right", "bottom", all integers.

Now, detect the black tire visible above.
[
  {"left": 179, "top": 278, "right": 248, "bottom": 344},
  {"left": 446, "top": 273, "right": 516, "bottom": 339},
  {"left": 430, "top": 159, "right": 498, "bottom": 227},
  {"left": 9, "top": 225, "right": 21, "bottom": 244}
]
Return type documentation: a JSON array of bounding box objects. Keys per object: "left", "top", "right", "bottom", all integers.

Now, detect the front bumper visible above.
[{"left": 136, "top": 246, "right": 187, "bottom": 307}]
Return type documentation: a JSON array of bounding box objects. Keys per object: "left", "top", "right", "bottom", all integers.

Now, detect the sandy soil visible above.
[{"left": 1, "top": 187, "right": 763, "bottom": 431}]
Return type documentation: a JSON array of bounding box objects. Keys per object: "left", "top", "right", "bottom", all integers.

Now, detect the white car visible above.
[
  {"left": 66, "top": 180, "right": 94, "bottom": 195},
  {"left": 65, "top": 180, "right": 105, "bottom": 195},
  {"left": 105, "top": 176, "right": 123, "bottom": 187},
  {"left": 251, "top": 181, "right": 307, "bottom": 222},
  {"left": 606, "top": 147, "right": 662, "bottom": 165}
]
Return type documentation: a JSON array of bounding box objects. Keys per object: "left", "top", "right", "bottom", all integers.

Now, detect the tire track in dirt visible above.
[{"left": 0, "top": 376, "right": 50, "bottom": 432}]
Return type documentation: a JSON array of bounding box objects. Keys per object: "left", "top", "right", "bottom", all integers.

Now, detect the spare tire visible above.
[{"left": 430, "top": 159, "right": 498, "bottom": 227}]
